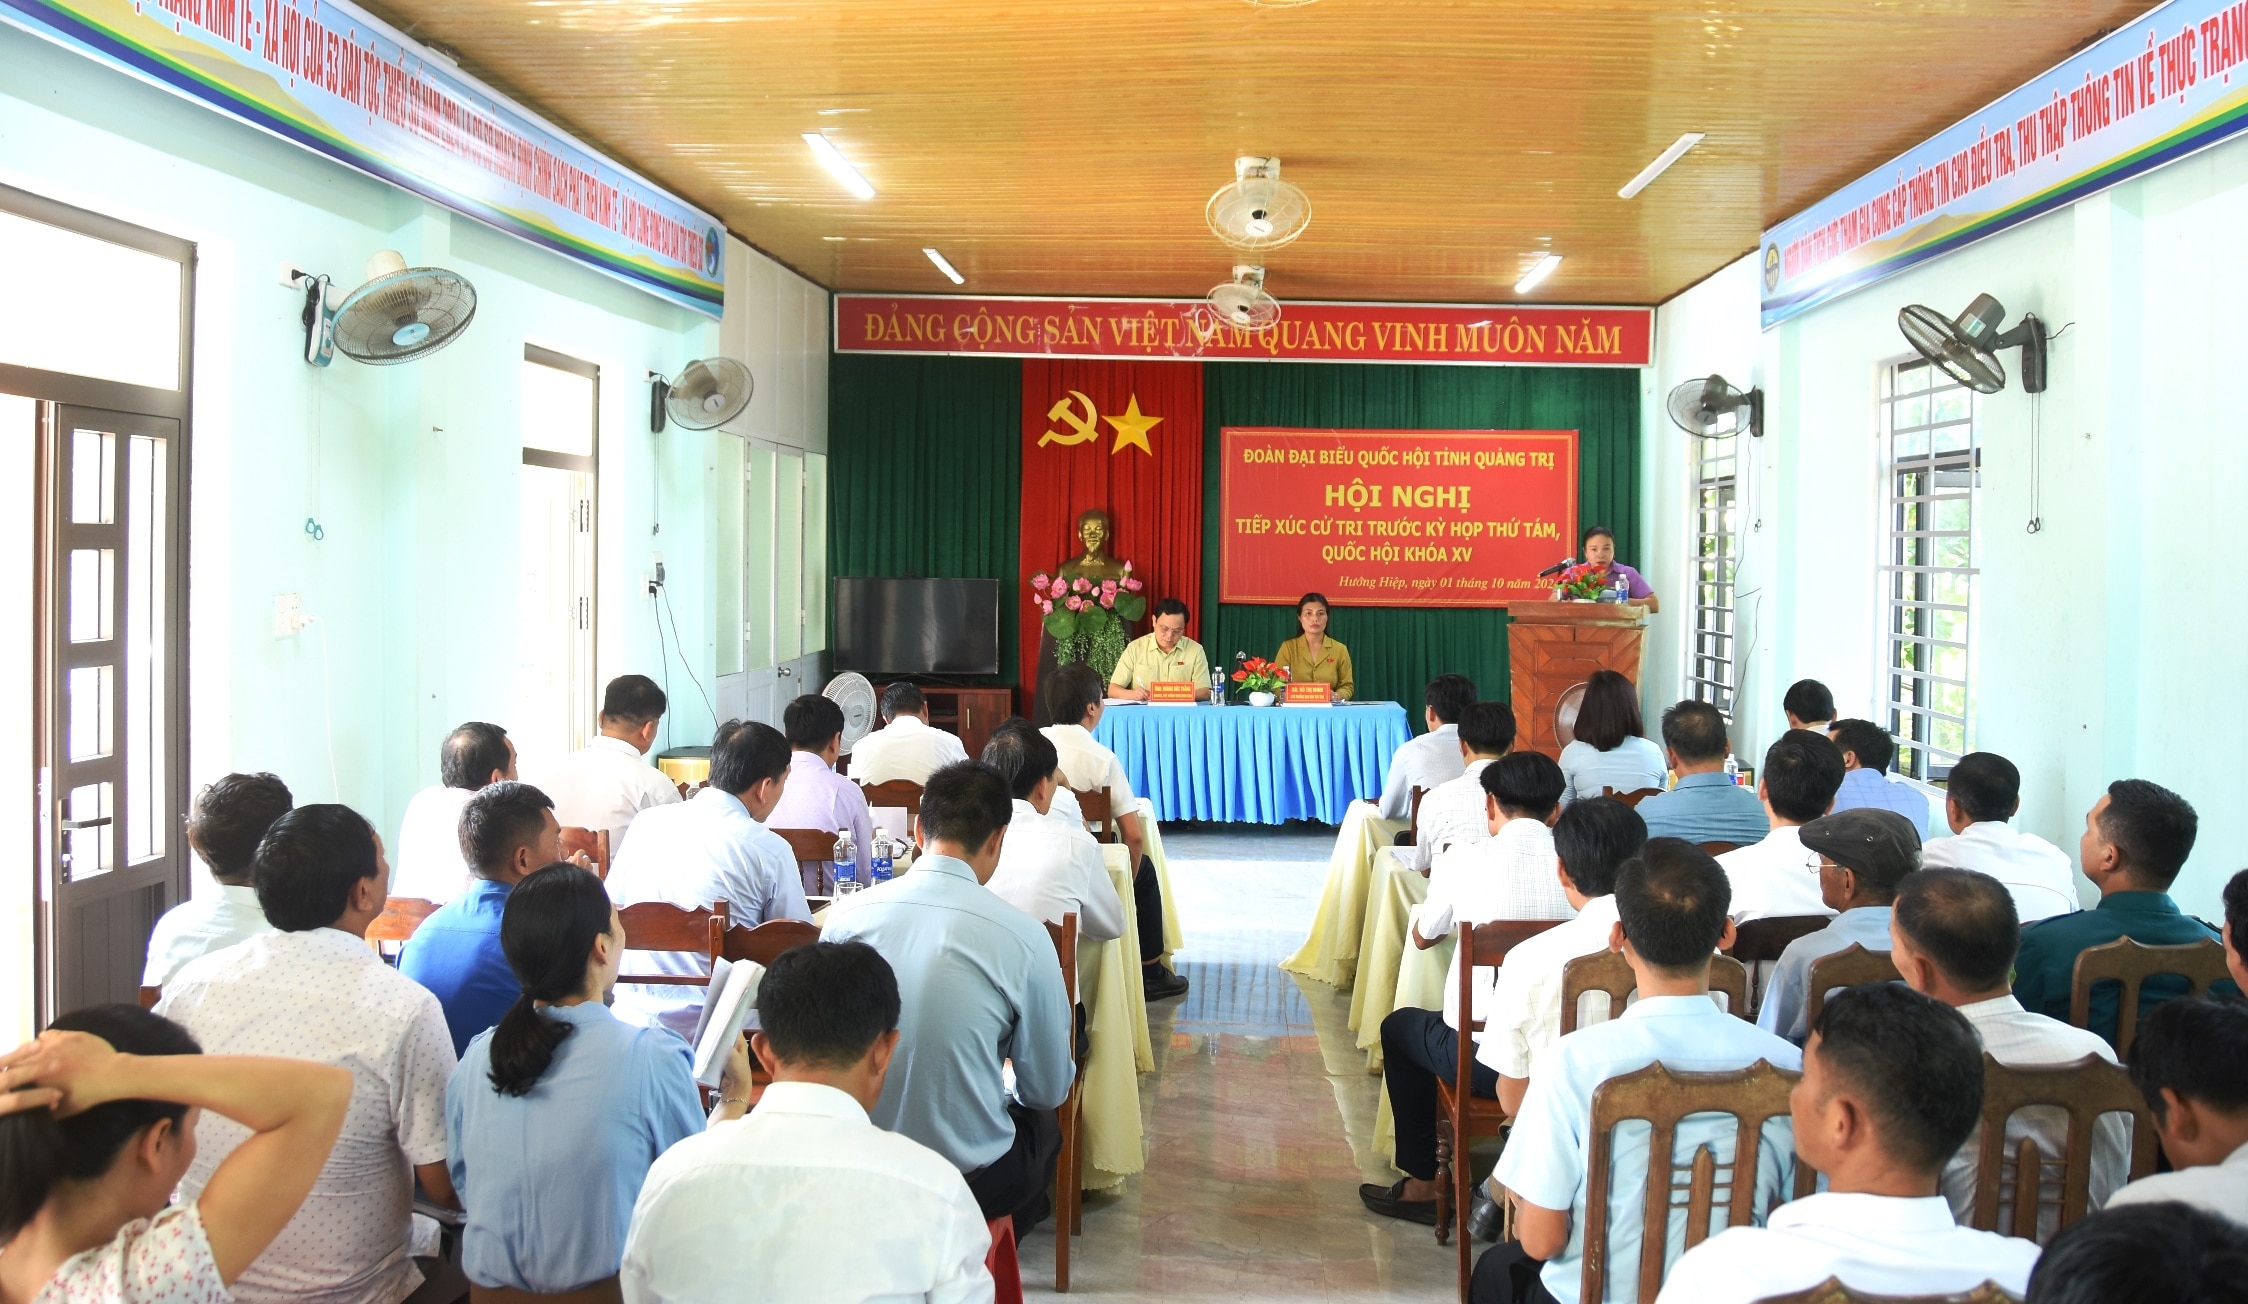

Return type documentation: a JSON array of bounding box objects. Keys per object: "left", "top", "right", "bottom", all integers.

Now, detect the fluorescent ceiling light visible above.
[
  {"left": 1618, "top": 132, "right": 1706, "bottom": 199},
  {"left": 1514, "top": 253, "right": 1562, "bottom": 295},
  {"left": 923, "top": 247, "right": 965, "bottom": 285},
  {"left": 801, "top": 132, "right": 876, "bottom": 200}
]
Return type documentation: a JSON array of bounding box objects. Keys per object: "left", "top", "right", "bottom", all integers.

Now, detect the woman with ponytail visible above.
[
  {"left": 0, "top": 1004, "right": 349, "bottom": 1303},
  {"left": 445, "top": 864, "right": 738, "bottom": 1299}
]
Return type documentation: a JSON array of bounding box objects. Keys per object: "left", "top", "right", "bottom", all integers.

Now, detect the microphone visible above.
[
  {"left": 1536, "top": 557, "right": 1576, "bottom": 579},
  {"left": 1234, "top": 651, "right": 1248, "bottom": 663}
]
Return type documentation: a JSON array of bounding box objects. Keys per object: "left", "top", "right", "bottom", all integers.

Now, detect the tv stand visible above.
[{"left": 876, "top": 682, "right": 1012, "bottom": 761}]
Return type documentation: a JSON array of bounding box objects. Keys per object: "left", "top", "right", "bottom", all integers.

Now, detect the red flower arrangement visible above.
[
  {"left": 1229, "top": 656, "right": 1292, "bottom": 697},
  {"left": 1553, "top": 561, "right": 1616, "bottom": 602}
]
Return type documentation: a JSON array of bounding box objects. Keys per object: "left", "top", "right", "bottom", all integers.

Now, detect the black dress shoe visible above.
[
  {"left": 1468, "top": 1190, "right": 1503, "bottom": 1242},
  {"left": 1143, "top": 965, "right": 1190, "bottom": 1001},
  {"left": 1358, "top": 1178, "right": 1440, "bottom": 1225}
]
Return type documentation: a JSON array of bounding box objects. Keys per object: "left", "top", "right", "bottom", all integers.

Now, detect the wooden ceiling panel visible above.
[{"left": 362, "top": 0, "right": 2156, "bottom": 304}]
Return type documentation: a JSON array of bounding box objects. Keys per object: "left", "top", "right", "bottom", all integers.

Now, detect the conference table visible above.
[{"left": 1092, "top": 701, "right": 1413, "bottom": 825}]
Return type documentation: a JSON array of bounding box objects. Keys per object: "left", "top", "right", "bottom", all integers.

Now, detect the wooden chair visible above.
[
  {"left": 719, "top": 918, "right": 820, "bottom": 967},
  {"left": 1801, "top": 943, "right": 1901, "bottom": 1032},
  {"left": 1582, "top": 1059, "right": 1813, "bottom": 1304},
  {"left": 1042, "top": 913, "right": 1085, "bottom": 1292},
  {"left": 1072, "top": 788, "right": 1119, "bottom": 844},
  {"left": 1968, "top": 1051, "right": 2159, "bottom": 1242},
  {"left": 1755, "top": 1277, "right": 2022, "bottom": 1303},
  {"left": 137, "top": 985, "right": 161, "bottom": 1010},
  {"left": 772, "top": 827, "right": 841, "bottom": 894},
  {"left": 616, "top": 901, "right": 728, "bottom": 986},
  {"left": 1601, "top": 785, "right": 1665, "bottom": 808},
  {"left": 1697, "top": 840, "right": 1742, "bottom": 856},
  {"left": 2067, "top": 936, "right": 2231, "bottom": 1056},
  {"left": 1433, "top": 918, "right": 1567, "bottom": 1299},
  {"left": 1558, "top": 949, "right": 1753, "bottom": 1034},
  {"left": 556, "top": 826, "right": 610, "bottom": 879},
  {"left": 860, "top": 779, "right": 923, "bottom": 818},
  {"left": 469, "top": 1279, "right": 622, "bottom": 1304},
  {"left": 1727, "top": 915, "right": 1832, "bottom": 964},
  {"left": 1397, "top": 786, "right": 1431, "bottom": 848},
  {"left": 365, "top": 896, "right": 439, "bottom": 958}
]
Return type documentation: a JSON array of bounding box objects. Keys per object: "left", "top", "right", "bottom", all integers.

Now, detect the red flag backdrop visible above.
[{"left": 1018, "top": 360, "right": 1205, "bottom": 700}]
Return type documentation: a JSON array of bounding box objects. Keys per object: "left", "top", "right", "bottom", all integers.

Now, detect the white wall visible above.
[
  {"left": 1645, "top": 133, "right": 2248, "bottom": 918},
  {"left": 0, "top": 25, "right": 819, "bottom": 895}
]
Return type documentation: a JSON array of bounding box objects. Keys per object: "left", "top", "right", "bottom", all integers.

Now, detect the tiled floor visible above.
[{"left": 1016, "top": 824, "right": 1461, "bottom": 1301}]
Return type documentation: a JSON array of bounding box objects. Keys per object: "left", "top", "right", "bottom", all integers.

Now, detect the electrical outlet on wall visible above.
[{"left": 274, "top": 593, "right": 306, "bottom": 638}]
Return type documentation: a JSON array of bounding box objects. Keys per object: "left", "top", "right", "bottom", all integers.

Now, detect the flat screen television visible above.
[{"left": 833, "top": 577, "right": 1002, "bottom": 676}]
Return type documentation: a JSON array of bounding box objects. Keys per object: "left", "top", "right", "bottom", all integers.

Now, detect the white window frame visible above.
[
  {"left": 1685, "top": 428, "right": 1742, "bottom": 716},
  {"left": 1877, "top": 357, "right": 1979, "bottom": 782}
]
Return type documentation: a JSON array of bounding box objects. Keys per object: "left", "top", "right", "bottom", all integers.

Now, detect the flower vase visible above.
[{"left": 1249, "top": 690, "right": 1277, "bottom": 708}]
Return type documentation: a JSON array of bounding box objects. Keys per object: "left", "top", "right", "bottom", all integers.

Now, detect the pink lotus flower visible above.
[
  {"left": 1039, "top": 599, "right": 1054, "bottom": 615},
  {"left": 1101, "top": 579, "right": 1119, "bottom": 596},
  {"left": 1122, "top": 577, "right": 1143, "bottom": 593},
  {"left": 1072, "top": 577, "right": 1091, "bottom": 594},
  {"left": 1121, "top": 560, "right": 1134, "bottom": 573},
  {"left": 1099, "top": 593, "right": 1115, "bottom": 608},
  {"left": 1030, "top": 572, "right": 1050, "bottom": 589},
  {"left": 1065, "top": 595, "right": 1084, "bottom": 611},
  {"left": 1049, "top": 579, "right": 1067, "bottom": 599}
]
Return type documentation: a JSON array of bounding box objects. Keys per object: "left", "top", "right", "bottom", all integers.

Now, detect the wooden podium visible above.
[{"left": 1506, "top": 602, "right": 1650, "bottom": 756}]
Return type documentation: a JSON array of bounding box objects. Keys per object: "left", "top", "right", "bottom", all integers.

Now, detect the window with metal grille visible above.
[
  {"left": 1880, "top": 358, "right": 1978, "bottom": 782},
  {"left": 1686, "top": 429, "right": 1740, "bottom": 715}
]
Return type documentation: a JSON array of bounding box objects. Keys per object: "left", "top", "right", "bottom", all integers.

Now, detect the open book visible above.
[{"left": 686, "top": 957, "right": 764, "bottom": 1090}]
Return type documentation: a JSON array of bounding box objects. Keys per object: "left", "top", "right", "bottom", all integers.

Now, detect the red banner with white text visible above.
[
  {"left": 1218, "top": 428, "right": 1577, "bottom": 607},
  {"left": 838, "top": 295, "right": 1650, "bottom": 366}
]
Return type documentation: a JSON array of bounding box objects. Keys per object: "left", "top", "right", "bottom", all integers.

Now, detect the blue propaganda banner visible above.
[
  {"left": 2, "top": 0, "right": 725, "bottom": 315},
  {"left": 1761, "top": 0, "right": 2248, "bottom": 328}
]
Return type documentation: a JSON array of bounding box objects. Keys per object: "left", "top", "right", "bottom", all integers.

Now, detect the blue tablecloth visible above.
[{"left": 1092, "top": 702, "right": 1414, "bottom": 825}]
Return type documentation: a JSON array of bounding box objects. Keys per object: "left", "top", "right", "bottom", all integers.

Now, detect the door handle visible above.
[
  {"left": 60, "top": 816, "right": 113, "bottom": 830},
  {"left": 777, "top": 666, "right": 794, "bottom": 678}
]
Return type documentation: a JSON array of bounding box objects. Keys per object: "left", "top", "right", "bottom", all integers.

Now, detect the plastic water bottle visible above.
[
  {"left": 1212, "top": 669, "right": 1226, "bottom": 706},
  {"left": 833, "top": 829, "right": 860, "bottom": 896},
  {"left": 870, "top": 834, "right": 895, "bottom": 886},
  {"left": 1724, "top": 753, "right": 1741, "bottom": 786}
]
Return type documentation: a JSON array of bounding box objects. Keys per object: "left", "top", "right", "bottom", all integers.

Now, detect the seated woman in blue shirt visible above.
[
  {"left": 446, "top": 864, "right": 748, "bottom": 1296},
  {"left": 1559, "top": 669, "right": 1669, "bottom": 805}
]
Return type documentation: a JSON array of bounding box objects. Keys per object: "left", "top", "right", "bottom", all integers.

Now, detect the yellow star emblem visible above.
[{"left": 1103, "top": 393, "right": 1161, "bottom": 457}]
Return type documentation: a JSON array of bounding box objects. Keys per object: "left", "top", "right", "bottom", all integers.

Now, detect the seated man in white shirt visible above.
[
  {"left": 1757, "top": 808, "right": 1920, "bottom": 1045},
  {"left": 1719, "top": 729, "right": 1845, "bottom": 924},
  {"left": 2026, "top": 1201, "right": 2248, "bottom": 1303},
  {"left": 157, "top": 803, "right": 462, "bottom": 1304},
  {"left": 520, "top": 674, "right": 681, "bottom": 859},
  {"left": 2106, "top": 995, "right": 2248, "bottom": 1226},
  {"left": 604, "top": 719, "right": 811, "bottom": 1035},
  {"left": 1310, "top": 675, "right": 1480, "bottom": 896},
  {"left": 1656, "top": 984, "right": 2042, "bottom": 1303},
  {"left": 1890, "top": 867, "right": 2128, "bottom": 1238},
  {"left": 981, "top": 727, "right": 1126, "bottom": 945},
  {"left": 1411, "top": 700, "right": 1517, "bottom": 871},
  {"left": 621, "top": 940, "right": 994, "bottom": 1303},
  {"left": 1477, "top": 841, "right": 1802, "bottom": 1304},
  {"left": 143, "top": 771, "right": 291, "bottom": 988},
  {"left": 1919, "top": 751, "right": 2080, "bottom": 922},
  {"left": 848, "top": 682, "right": 970, "bottom": 786},
  {"left": 1041, "top": 664, "right": 1187, "bottom": 1001},
  {"left": 393, "top": 721, "right": 516, "bottom": 904},
  {"left": 1362, "top": 751, "right": 1571, "bottom": 1224}
]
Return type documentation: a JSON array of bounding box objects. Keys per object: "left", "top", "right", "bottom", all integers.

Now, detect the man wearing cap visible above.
[{"left": 1757, "top": 808, "right": 1922, "bottom": 1044}]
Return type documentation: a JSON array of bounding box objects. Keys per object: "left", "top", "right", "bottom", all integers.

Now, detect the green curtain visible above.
[
  {"left": 1198, "top": 363, "right": 1642, "bottom": 713},
  {"left": 827, "top": 353, "right": 1024, "bottom": 683}
]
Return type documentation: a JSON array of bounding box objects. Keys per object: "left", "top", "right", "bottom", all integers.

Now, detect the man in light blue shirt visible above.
[
  {"left": 822, "top": 760, "right": 1075, "bottom": 1232},
  {"left": 402, "top": 781, "right": 588, "bottom": 1055},
  {"left": 1827, "top": 720, "right": 1933, "bottom": 835},
  {"left": 1636, "top": 700, "right": 1769, "bottom": 848},
  {"left": 1758, "top": 808, "right": 1920, "bottom": 1044},
  {"left": 604, "top": 720, "right": 809, "bottom": 1035},
  {"left": 1482, "top": 839, "right": 1802, "bottom": 1304}
]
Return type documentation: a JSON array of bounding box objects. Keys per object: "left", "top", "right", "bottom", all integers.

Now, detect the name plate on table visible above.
[
  {"left": 1148, "top": 682, "right": 1198, "bottom": 705},
  {"left": 1283, "top": 683, "right": 1334, "bottom": 706}
]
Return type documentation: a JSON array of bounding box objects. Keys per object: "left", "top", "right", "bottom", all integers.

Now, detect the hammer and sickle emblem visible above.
[{"left": 1038, "top": 391, "right": 1100, "bottom": 447}]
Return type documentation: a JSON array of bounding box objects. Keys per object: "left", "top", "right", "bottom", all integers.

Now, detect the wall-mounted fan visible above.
[
  {"left": 1206, "top": 156, "right": 1311, "bottom": 251},
  {"left": 649, "top": 357, "right": 754, "bottom": 432},
  {"left": 1207, "top": 265, "right": 1281, "bottom": 332},
  {"left": 1665, "top": 374, "right": 1763, "bottom": 439},
  {"left": 823, "top": 672, "right": 878, "bottom": 753},
  {"left": 1898, "top": 293, "right": 2048, "bottom": 393},
  {"left": 292, "top": 251, "right": 477, "bottom": 366}
]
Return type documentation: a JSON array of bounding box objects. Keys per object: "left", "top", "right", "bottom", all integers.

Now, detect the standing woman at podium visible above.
[
  {"left": 1274, "top": 592, "right": 1354, "bottom": 700},
  {"left": 1571, "top": 525, "right": 1661, "bottom": 613}
]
